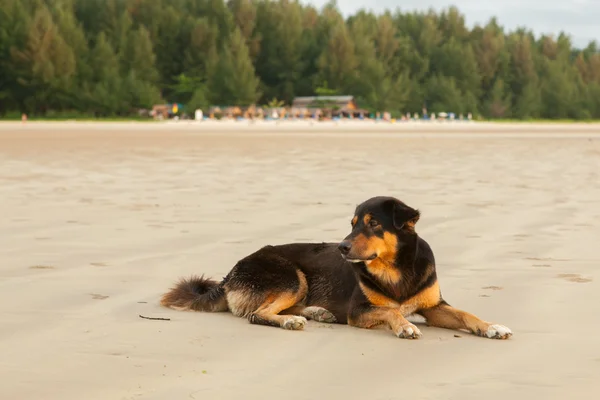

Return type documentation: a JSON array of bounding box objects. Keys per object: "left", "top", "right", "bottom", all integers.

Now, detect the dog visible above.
[{"left": 160, "top": 196, "right": 512, "bottom": 339}]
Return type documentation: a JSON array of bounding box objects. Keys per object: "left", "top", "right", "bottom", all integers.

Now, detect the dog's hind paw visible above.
[
  {"left": 395, "top": 323, "right": 422, "bottom": 339},
  {"left": 282, "top": 316, "right": 307, "bottom": 330},
  {"left": 485, "top": 324, "right": 512, "bottom": 339},
  {"left": 302, "top": 306, "right": 337, "bottom": 323}
]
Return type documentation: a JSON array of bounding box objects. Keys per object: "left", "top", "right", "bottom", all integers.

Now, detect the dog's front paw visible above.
[
  {"left": 395, "top": 323, "right": 422, "bottom": 339},
  {"left": 485, "top": 324, "right": 512, "bottom": 339},
  {"left": 282, "top": 316, "right": 307, "bottom": 330}
]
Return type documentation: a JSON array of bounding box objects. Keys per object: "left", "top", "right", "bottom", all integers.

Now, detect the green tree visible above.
[
  {"left": 183, "top": 17, "right": 218, "bottom": 81},
  {"left": 253, "top": 0, "right": 308, "bottom": 102},
  {"left": 0, "top": 0, "right": 31, "bottom": 113},
  {"left": 426, "top": 75, "right": 464, "bottom": 113},
  {"left": 121, "top": 26, "right": 159, "bottom": 83},
  {"left": 207, "top": 27, "right": 260, "bottom": 105},
  {"left": 228, "top": 0, "right": 260, "bottom": 60},
  {"left": 0, "top": 0, "right": 600, "bottom": 119},
  {"left": 88, "top": 32, "right": 123, "bottom": 115},
  {"left": 507, "top": 32, "right": 542, "bottom": 118},
  {"left": 11, "top": 4, "right": 76, "bottom": 114},
  {"left": 317, "top": 22, "right": 357, "bottom": 93},
  {"left": 485, "top": 78, "right": 512, "bottom": 118}
]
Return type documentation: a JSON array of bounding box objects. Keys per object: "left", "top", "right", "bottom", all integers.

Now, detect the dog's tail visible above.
[{"left": 160, "top": 275, "right": 228, "bottom": 312}]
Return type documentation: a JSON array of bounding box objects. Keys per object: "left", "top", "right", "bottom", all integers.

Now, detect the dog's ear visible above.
[{"left": 388, "top": 199, "right": 420, "bottom": 230}]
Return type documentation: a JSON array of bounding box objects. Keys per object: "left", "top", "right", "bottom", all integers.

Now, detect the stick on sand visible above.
[{"left": 139, "top": 314, "right": 171, "bottom": 321}]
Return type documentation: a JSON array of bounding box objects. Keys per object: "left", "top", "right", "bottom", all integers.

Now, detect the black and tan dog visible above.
[{"left": 161, "top": 196, "right": 512, "bottom": 339}]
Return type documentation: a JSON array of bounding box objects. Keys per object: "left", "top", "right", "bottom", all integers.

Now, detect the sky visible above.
[{"left": 303, "top": 0, "right": 599, "bottom": 49}]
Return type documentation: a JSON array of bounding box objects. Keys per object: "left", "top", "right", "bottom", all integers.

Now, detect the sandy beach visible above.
[{"left": 1, "top": 121, "right": 599, "bottom": 399}]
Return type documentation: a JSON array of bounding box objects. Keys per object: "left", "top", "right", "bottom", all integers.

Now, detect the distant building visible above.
[
  {"left": 291, "top": 95, "right": 366, "bottom": 117},
  {"left": 292, "top": 95, "right": 357, "bottom": 110}
]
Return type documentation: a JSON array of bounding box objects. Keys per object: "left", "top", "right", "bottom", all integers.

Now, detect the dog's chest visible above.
[{"left": 364, "top": 259, "right": 401, "bottom": 287}]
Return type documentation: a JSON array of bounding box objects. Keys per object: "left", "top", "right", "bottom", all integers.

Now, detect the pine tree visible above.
[
  {"left": 89, "top": 32, "right": 123, "bottom": 115},
  {"left": 426, "top": 75, "right": 465, "bottom": 114},
  {"left": 121, "top": 26, "right": 159, "bottom": 84},
  {"left": 485, "top": 78, "right": 511, "bottom": 118},
  {"left": 208, "top": 27, "right": 260, "bottom": 105},
  {"left": 317, "top": 22, "right": 357, "bottom": 93},
  {"left": 1, "top": 0, "right": 600, "bottom": 119},
  {"left": 11, "top": 4, "right": 76, "bottom": 114},
  {"left": 0, "top": 0, "right": 31, "bottom": 113}
]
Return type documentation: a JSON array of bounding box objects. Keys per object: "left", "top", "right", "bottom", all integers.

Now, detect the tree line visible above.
[{"left": 1, "top": 0, "right": 599, "bottom": 119}]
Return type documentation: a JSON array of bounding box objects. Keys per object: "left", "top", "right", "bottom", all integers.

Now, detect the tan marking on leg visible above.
[
  {"left": 358, "top": 280, "right": 440, "bottom": 315},
  {"left": 249, "top": 270, "right": 309, "bottom": 330},
  {"left": 419, "top": 303, "right": 512, "bottom": 339},
  {"left": 357, "top": 280, "right": 442, "bottom": 339},
  {"left": 350, "top": 307, "right": 421, "bottom": 339},
  {"left": 280, "top": 305, "right": 305, "bottom": 315}
]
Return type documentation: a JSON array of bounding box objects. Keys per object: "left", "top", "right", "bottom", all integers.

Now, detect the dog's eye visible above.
[{"left": 369, "top": 219, "right": 379, "bottom": 227}]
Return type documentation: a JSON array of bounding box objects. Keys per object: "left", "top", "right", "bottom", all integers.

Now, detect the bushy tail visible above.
[{"left": 160, "top": 275, "right": 228, "bottom": 312}]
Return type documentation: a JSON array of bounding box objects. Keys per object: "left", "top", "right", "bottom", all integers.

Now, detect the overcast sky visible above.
[{"left": 303, "top": 0, "right": 598, "bottom": 48}]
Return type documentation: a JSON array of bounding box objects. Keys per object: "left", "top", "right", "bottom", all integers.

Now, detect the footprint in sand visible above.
[
  {"left": 525, "top": 257, "right": 571, "bottom": 262},
  {"left": 90, "top": 293, "right": 109, "bottom": 300},
  {"left": 29, "top": 265, "right": 55, "bottom": 270},
  {"left": 557, "top": 274, "right": 592, "bottom": 283},
  {"left": 482, "top": 285, "right": 503, "bottom": 291}
]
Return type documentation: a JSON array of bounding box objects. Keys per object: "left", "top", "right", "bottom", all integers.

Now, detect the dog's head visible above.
[{"left": 338, "top": 196, "right": 420, "bottom": 263}]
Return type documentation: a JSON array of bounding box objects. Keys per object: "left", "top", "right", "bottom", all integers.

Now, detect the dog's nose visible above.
[{"left": 338, "top": 241, "right": 352, "bottom": 255}]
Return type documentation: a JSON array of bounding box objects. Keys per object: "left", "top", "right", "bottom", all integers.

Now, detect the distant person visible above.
[{"left": 194, "top": 109, "right": 203, "bottom": 121}]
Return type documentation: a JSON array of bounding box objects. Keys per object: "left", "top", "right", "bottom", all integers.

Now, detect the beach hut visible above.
[
  {"left": 292, "top": 95, "right": 357, "bottom": 110},
  {"left": 291, "top": 96, "right": 370, "bottom": 119}
]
